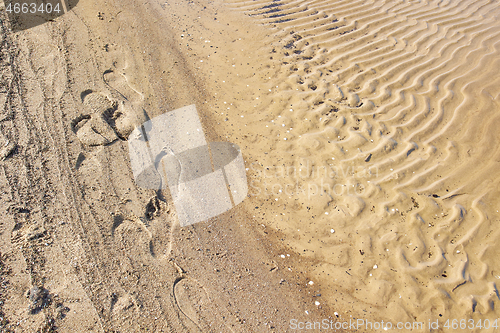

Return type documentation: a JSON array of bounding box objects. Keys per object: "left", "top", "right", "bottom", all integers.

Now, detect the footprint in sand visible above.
[
  {"left": 112, "top": 210, "right": 229, "bottom": 331},
  {"left": 112, "top": 195, "right": 174, "bottom": 260},
  {"left": 113, "top": 216, "right": 154, "bottom": 264},
  {"left": 111, "top": 217, "right": 230, "bottom": 331},
  {"left": 173, "top": 274, "right": 232, "bottom": 333},
  {"left": 73, "top": 67, "right": 149, "bottom": 146},
  {"left": 72, "top": 91, "right": 118, "bottom": 147},
  {"left": 103, "top": 69, "right": 148, "bottom": 140}
]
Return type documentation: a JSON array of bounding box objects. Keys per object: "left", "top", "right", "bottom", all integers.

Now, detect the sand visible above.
[
  {"left": 225, "top": 0, "right": 500, "bottom": 329},
  {"left": 0, "top": 0, "right": 500, "bottom": 332}
]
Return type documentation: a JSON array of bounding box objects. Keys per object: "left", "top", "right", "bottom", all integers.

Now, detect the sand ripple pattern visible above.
[{"left": 225, "top": 0, "right": 500, "bottom": 325}]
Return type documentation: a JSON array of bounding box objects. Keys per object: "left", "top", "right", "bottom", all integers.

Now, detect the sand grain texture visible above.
[
  {"left": 0, "top": 0, "right": 329, "bottom": 332},
  {"left": 217, "top": 0, "right": 500, "bottom": 328},
  {"left": 1, "top": 0, "right": 500, "bottom": 331}
]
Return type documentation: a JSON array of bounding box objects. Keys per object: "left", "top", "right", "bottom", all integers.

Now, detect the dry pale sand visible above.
[{"left": 0, "top": 0, "right": 500, "bottom": 332}]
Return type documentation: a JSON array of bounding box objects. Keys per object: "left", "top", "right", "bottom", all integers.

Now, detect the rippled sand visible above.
[{"left": 212, "top": 0, "right": 500, "bottom": 327}]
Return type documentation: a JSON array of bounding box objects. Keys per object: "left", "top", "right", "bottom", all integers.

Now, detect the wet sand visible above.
[{"left": 0, "top": 0, "right": 333, "bottom": 331}]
